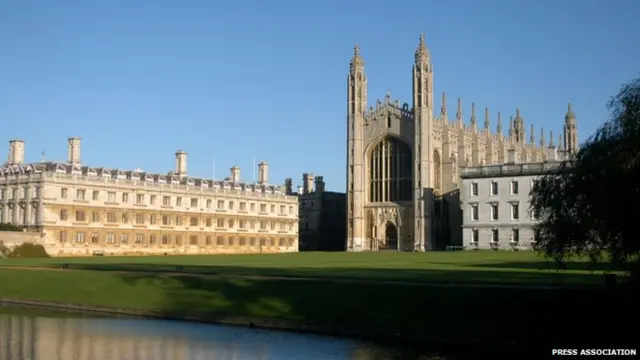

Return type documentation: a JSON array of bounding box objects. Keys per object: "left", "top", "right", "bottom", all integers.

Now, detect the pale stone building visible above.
[
  {"left": 346, "top": 34, "right": 579, "bottom": 251},
  {"left": 284, "top": 174, "right": 346, "bottom": 251},
  {"left": 460, "top": 147, "right": 568, "bottom": 250},
  {"left": 0, "top": 137, "right": 299, "bottom": 256}
]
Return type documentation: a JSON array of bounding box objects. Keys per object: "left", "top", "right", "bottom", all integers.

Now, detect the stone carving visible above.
[{"left": 377, "top": 207, "right": 397, "bottom": 224}]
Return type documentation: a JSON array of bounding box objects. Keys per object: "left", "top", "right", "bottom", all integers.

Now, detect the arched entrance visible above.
[{"left": 385, "top": 222, "right": 398, "bottom": 250}]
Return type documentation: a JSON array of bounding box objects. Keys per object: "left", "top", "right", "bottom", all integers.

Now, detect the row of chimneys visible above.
[
  {"left": 5, "top": 139, "right": 270, "bottom": 184},
  {"left": 506, "top": 144, "right": 562, "bottom": 164},
  {"left": 174, "top": 151, "right": 269, "bottom": 184},
  {"left": 6, "top": 137, "right": 82, "bottom": 166},
  {"left": 284, "top": 173, "right": 325, "bottom": 195}
]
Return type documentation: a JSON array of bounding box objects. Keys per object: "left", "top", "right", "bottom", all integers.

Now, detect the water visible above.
[{"left": 0, "top": 305, "right": 461, "bottom": 360}]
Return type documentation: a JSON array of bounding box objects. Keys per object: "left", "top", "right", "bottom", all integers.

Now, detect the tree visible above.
[{"left": 531, "top": 77, "right": 640, "bottom": 279}]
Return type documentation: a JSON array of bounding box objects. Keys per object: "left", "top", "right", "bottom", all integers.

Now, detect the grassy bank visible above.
[
  {"left": 0, "top": 267, "right": 634, "bottom": 349},
  {"left": 0, "top": 251, "right": 615, "bottom": 285}
]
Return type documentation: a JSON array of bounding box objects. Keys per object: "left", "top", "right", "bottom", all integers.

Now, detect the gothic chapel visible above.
[{"left": 346, "top": 34, "right": 579, "bottom": 251}]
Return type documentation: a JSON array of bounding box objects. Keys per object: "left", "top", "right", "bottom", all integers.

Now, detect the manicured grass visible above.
[
  {"left": 0, "top": 251, "right": 612, "bottom": 286},
  {"left": 0, "top": 267, "right": 634, "bottom": 350}
]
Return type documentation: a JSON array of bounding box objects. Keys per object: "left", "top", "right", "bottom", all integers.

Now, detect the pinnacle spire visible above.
[
  {"left": 484, "top": 107, "right": 490, "bottom": 129},
  {"left": 349, "top": 44, "right": 364, "bottom": 71},
  {"left": 440, "top": 92, "right": 447, "bottom": 118},
  {"left": 530, "top": 124, "right": 535, "bottom": 144},
  {"left": 565, "top": 102, "right": 576, "bottom": 121},
  {"left": 497, "top": 112, "right": 503, "bottom": 134},
  {"left": 414, "top": 33, "right": 429, "bottom": 64},
  {"left": 508, "top": 116, "right": 514, "bottom": 137},
  {"left": 540, "top": 127, "right": 546, "bottom": 147},
  {"left": 470, "top": 102, "right": 477, "bottom": 127},
  {"left": 549, "top": 130, "right": 554, "bottom": 147},
  {"left": 456, "top": 97, "right": 462, "bottom": 123}
]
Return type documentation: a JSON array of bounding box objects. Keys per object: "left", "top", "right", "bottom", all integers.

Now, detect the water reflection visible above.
[{"left": 0, "top": 306, "right": 453, "bottom": 360}]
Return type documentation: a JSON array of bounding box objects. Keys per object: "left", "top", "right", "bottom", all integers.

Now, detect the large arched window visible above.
[{"left": 368, "top": 137, "right": 412, "bottom": 203}]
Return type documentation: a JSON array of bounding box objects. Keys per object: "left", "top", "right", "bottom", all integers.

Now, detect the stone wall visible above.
[{"left": 0, "top": 231, "right": 45, "bottom": 250}]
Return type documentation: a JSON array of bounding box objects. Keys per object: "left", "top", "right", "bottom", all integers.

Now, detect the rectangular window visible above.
[
  {"left": 92, "top": 190, "right": 100, "bottom": 201},
  {"left": 510, "top": 181, "right": 519, "bottom": 195},
  {"left": 470, "top": 204, "right": 479, "bottom": 221},
  {"left": 136, "top": 213, "right": 145, "bottom": 224},
  {"left": 270, "top": 204, "right": 276, "bottom": 213},
  {"left": 163, "top": 196, "right": 171, "bottom": 206},
  {"left": 190, "top": 217, "right": 198, "bottom": 226},
  {"left": 136, "top": 194, "right": 145, "bottom": 204},
  {"left": 471, "top": 229, "right": 479, "bottom": 243},
  {"left": 60, "top": 210, "right": 68, "bottom": 221},
  {"left": 107, "top": 191, "right": 116, "bottom": 202},
  {"left": 206, "top": 199, "right": 212, "bottom": 209},
  {"left": 61, "top": 188, "right": 68, "bottom": 198},
  {"left": 511, "top": 229, "right": 519, "bottom": 244},
  {"left": 490, "top": 181, "right": 498, "bottom": 196},
  {"left": 511, "top": 203, "right": 519, "bottom": 220},
  {"left": 59, "top": 231, "right": 67, "bottom": 242},
  {"left": 107, "top": 212, "right": 116, "bottom": 223},
  {"left": 120, "top": 234, "right": 128, "bottom": 244},
  {"left": 190, "top": 235, "right": 198, "bottom": 245},
  {"left": 106, "top": 233, "right": 115, "bottom": 244},
  {"left": 175, "top": 216, "right": 182, "bottom": 226},
  {"left": 76, "top": 189, "right": 85, "bottom": 200},
  {"left": 91, "top": 232, "right": 99, "bottom": 244},
  {"left": 217, "top": 200, "right": 224, "bottom": 209},
  {"left": 491, "top": 229, "right": 499, "bottom": 243},
  {"left": 162, "top": 215, "right": 170, "bottom": 225},
  {"left": 239, "top": 202, "right": 246, "bottom": 211},
  {"left": 150, "top": 214, "right": 157, "bottom": 225},
  {"left": 92, "top": 212, "right": 99, "bottom": 222},
  {"left": 471, "top": 183, "right": 478, "bottom": 196},
  {"left": 122, "top": 193, "right": 129, "bottom": 203},
  {"left": 228, "top": 201, "right": 234, "bottom": 210},
  {"left": 75, "top": 232, "right": 85, "bottom": 243},
  {"left": 150, "top": 195, "right": 157, "bottom": 205},
  {"left": 135, "top": 234, "right": 144, "bottom": 244},
  {"left": 121, "top": 213, "right": 129, "bottom": 224},
  {"left": 250, "top": 203, "right": 256, "bottom": 212},
  {"left": 191, "top": 198, "right": 198, "bottom": 207},
  {"left": 490, "top": 204, "right": 499, "bottom": 221},
  {"left": 260, "top": 204, "right": 267, "bottom": 213},
  {"left": 176, "top": 197, "right": 182, "bottom": 206},
  {"left": 217, "top": 218, "right": 225, "bottom": 228},
  {"left": 75, "top": 211, "right": 85, "bottom": 222}
]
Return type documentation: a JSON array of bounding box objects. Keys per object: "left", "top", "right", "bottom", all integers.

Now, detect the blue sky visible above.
[{"left": 1, "top": 0, "right": 638, "bottom": 192}]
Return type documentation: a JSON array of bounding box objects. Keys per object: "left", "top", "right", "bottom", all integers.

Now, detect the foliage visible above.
[
  {"left": 7, "top": 243, "right": 50, "bottom": 258},
  {"left": 0, "top": 223, "right": 23, "bottom": 232},
  {"left": 531, "top": 77, "right": 640, "bottom": 277}
]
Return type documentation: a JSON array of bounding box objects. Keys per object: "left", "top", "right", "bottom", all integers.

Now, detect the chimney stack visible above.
[
  {"left": 258, "top": 162, "right": 269, "bottom": 184},
  {"left": 230, "top": 165, "right": 241, "bottom": 183},
  {"left": 67, "top": 137, "right": 81, "bottom": 165},
  {"left": 314, "top": 176, "right": 325, "bottom": 194},
  {"left": 175, "top": 150, "right": 187, "bottom": 178},
  {"left": 7, "top": 140, "right": 25, "bottom": 165},
  {"left": 284, "top": 178, "right": 293, "bottom": 195},
  {"left": 302, "top": 173, "right": 314, "bottom": 194},
  {"left": 506, "top": 148, "right": 518, "bottom": 164}
]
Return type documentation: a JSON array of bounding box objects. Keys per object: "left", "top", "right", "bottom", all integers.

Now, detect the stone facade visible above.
[
  {"left": 459, "top": 152, "right": 566, "bottom": 250},
  {"left": 286, "top": 175, "right": 346, "bottom": 251},
  {"left": 0, "top": 138, "right": 299, "bottom": 256},
  {"left": 346, "top": 34, "right": 579, "bottom": 252}
]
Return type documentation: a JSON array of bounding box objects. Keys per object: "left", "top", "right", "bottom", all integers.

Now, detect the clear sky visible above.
[{"left": 1, "top": 0, "right": 638, "bottom": 192}]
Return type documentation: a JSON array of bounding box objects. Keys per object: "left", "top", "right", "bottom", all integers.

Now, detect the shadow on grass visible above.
[
  {"left": 113, "top": 270, "right": 638, "bottom": 354},
  {"left": 42, "top": 262, "right": 613, "bottom": 286},
  {"left": 467, "top": 261, "right": 623, "bottom": 272}
]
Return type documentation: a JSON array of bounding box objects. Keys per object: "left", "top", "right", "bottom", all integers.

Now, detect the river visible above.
[{"left": 0, "top": 305, "right": 472, "bottom": 360}]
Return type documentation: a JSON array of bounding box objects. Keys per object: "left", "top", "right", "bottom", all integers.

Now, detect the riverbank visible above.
[{"left": 0, "top": 267, "right": 635, "bottom": 353}]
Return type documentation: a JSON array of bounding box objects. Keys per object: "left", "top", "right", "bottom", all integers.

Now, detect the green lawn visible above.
[
  {"left": 0, "top": 251, "right": 614, "bottom": 286},
  {"left": 0, "top": 265, "right": 634, "bottom": 350}
]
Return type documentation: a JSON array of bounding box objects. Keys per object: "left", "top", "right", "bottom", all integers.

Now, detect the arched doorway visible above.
[{"left": 385, "top": 222, "right": 398, "bottom": 250}]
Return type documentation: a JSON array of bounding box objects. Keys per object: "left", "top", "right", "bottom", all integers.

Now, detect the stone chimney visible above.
[
  {"left": 297, "top": 185, "right": 303, "bottom": 195},
  {"left": 506, "top": 148, "right": 518, "bottom": 164},
  {"left": 284, "top": 178, "right": 293, "bottom": 195},
  {"left": 175, "top": 150, "right": 187, "bottom": 178},
  {"left": 314, "top": 176, "right": 325, "bottom": 194},
  {"left": 67, "top": 137, "right": 81, "bottom": 165},
  {"left": 230, "top": 165, "right": 240, "bottom": 183},
  {"left": 302, "top": 173, "right": 314, "bottom": 194},
  {"left": 258, "top": 162, "right": 269, "bottom": 184},
  {"left": 7, "top": 140, "right": 25, "bottom": 165}
]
